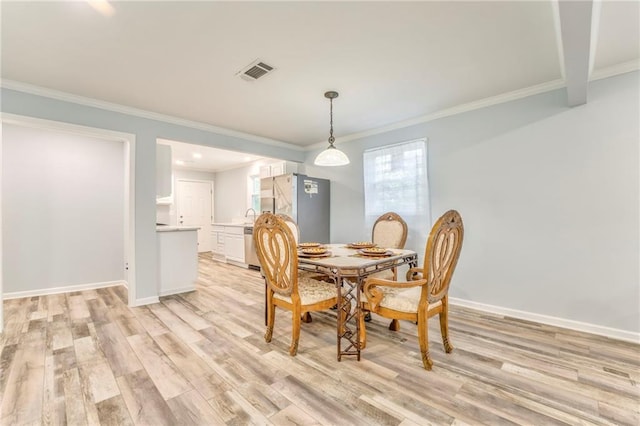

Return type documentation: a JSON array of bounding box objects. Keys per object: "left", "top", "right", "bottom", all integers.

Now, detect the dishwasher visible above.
[{"left": 244, "top": 226, "right": 260, "bottom": 270}]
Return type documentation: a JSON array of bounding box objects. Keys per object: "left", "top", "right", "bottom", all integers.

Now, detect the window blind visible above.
[{"left": 363, "top": 138, "right": 430, "bottom": 255}]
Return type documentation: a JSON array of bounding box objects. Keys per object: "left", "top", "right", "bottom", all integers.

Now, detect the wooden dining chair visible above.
[
  {"left": 254, "top": 213, "right": 340, "bottom": 356},
  {"left": 365, "top": 212, "right": 409, "bottom": 325},
  {"left": 371, "top": 212, "right": 408, "bottom": 281},
  {"left": 275, "top": 213, "right": 321, "bottom": 323},
  {"left": 359, "top": 210, "right": 464, "bottom": 370},
  {"left": 372, "top": 212, "right": 408, "bottom": 251},
  {"left": 276, "top": 214, "right": 300, "bottom": 244}
]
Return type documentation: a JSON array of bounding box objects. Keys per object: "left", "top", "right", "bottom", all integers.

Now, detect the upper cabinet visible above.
[
  {"left": 259, "top": 161, "right": 299, "bottom": 178},
  {"left": 157, "top": 144, "right": 173, "bottom": 201}
]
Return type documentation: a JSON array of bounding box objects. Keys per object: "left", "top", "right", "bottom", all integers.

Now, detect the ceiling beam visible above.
[{"left": 557, "top": 0, "right": 594, "bottom": 106}]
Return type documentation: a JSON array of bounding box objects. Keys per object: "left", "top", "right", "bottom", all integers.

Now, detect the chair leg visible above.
[
  {"left": 265, "top": 293, "right": 275, "bottom": 343},
  {"left": 440, "top": 297, "right": 454, "bottom": 353},
  {"left": 290, "top": 306, "right": 301, "bottom": 356},
  {"left": 388, "top": 319, "right": 400, "bottom": 331},
  {"left": 417, "top": 312, "right": 433, "bottom": 370}
]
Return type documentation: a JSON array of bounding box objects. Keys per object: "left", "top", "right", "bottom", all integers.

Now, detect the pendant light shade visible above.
[
  {"left": 314, "top": 91, "right": 350, "bottom": 166},
  {"left": 314, "top": 145, "right": 350, "bottom": 166}
]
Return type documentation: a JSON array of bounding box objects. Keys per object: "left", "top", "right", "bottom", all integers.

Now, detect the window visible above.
[
  {"left": 250, "top": 175, "right": 260, "bottom": 212},
  {"left": 363, "top": 139, "right": 429, "bottom": 251}
]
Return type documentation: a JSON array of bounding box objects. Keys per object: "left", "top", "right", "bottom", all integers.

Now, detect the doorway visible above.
[
  {"left": 0, "top": 114, "right": 136, "bottom": 335},
  {"left": 176, "top": 179, "right": 213, "bottom": 253}
]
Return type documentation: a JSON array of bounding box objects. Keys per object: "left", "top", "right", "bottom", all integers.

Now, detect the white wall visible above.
[
  {"left": 306, "top": 72, "right": 639, "bottom": 336},
  {"left": 3, "top": 124, "right": 125, "bottom": 293},
  {"left": 0, "top": 122, "right": 3, "bottom": 330},
  {"left": 214, "top": 160, "right": 271, "bottom": 223},
  {"left": 428, "top": 74, "right": 639, "bottom": 336}
]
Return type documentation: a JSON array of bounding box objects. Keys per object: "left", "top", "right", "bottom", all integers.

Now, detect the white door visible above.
[{"left": 177, "top": 180, "right": 212, "bottom": 252}]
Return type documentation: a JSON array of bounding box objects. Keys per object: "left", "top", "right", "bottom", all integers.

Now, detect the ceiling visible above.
[
  {"left": 158, "top": 138, "right": 273, "bottom": 172},
  {"left": 2, "top": 1, "right": 639, "bottom": 150}
]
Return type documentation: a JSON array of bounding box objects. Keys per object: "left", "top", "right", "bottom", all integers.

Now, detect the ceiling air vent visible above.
[{"left": 237, "top": 60, "right": 275, "bottom": 82}]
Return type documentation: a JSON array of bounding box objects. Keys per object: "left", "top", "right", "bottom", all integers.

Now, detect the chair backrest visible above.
[
  {"left": 372, "top": 212, "right": 408, "bottom": 249},
  {"left": 422, "top": 210, "right": 464, "bottom": 303},
  {"left": 276, "top": 214, "right": 300, "bottom": 244},
  {"left": 254, "top": 213, "right": 298, "bottom": 296}
]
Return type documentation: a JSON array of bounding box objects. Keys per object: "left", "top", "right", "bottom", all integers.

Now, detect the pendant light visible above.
[{"left": 314, "top": 91, "right": 350, "bottom": 166}]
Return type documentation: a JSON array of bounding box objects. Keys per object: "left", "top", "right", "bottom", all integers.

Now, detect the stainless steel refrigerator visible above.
[{"left": 260, "top": 174, "right": 330, "bottom": 243}]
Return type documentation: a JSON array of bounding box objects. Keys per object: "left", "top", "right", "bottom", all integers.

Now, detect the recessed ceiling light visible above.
[
  {"left": 192, "top": 153, "right": 202, "bottom": 159},
  {"left": 87, "top": 0, "right": 115, "bottom": 17},
  {"left": 244, "top": 156, "right": 252, "bottom": 162},
  {"left": 175, "top": 160, "right": 185, "bottom": 165}
]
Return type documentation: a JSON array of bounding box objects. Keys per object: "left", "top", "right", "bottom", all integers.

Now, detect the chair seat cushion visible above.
[
  {"left": 274, "top": 277, "right": 337, "bottom": 306},
  {"left": 377, "top": 286, "right": 442, "bottom": 314}
]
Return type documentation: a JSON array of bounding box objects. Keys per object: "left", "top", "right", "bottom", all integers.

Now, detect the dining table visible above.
[{"left": 297, "top": 243, "right": 418, "bottom": 361}]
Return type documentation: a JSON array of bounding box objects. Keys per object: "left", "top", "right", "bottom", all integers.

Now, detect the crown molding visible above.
[
  {"left": 310, "top": 60, "right": 639, "bottom": 150},
  {"left": 309, "top": 78, "right": 566, "bottom": 150},
  {"left": 5, "top": 61, "right": 636, "bottom": 156},
  {"left": 0, "top": 79, "right": 305, "bottom": 151}
]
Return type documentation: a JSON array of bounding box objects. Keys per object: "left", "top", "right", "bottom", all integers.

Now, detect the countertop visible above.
[
  {"left": 156, "top": 226, "right": 200, "bottom": 232},
  {"left": 212, "top": 222, "right": 254, "bottom": 228}
]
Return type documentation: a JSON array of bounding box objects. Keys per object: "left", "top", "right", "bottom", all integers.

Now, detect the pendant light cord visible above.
[{"left": 328, "top": 97, "right": 335, "bottom": 145}]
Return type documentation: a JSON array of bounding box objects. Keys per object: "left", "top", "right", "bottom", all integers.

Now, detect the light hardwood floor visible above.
[{"left": 1, "top": 254, "right": 638, "bottom": 425}]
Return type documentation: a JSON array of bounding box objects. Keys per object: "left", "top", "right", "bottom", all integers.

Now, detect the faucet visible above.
[{"left": 244, "top": 208, "right": 257, "bottom": 223}]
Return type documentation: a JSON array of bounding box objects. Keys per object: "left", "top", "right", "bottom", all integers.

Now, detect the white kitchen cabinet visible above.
[
  {"left": 271, "top": 162, "right": 285, "bottom": 176},
  {"left": 260, "top": 161, "right": 299, "bottom": 178},
  {"left": 224, "top": 226, "right": 245, "bottom": 264},
  {"left": 211, "top": 225, "right": 226, "bottom": 261},
  {"left": 156, "top": 144, "right": 172, "bottom": 199},
  {"left": 259, "top": 165, "right": 272, "bottom": 179},
  {"left": 157, "top": 228, "right": 198, "bottom": 296}
]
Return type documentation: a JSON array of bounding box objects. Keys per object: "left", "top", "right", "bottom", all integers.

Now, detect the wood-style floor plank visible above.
[
  {"left": 62, "top": 368, "right": 88, "bottom": 426},
  {"left": 152, "top": 331, "right": 216, "bottom": 383},
  {"left": 94, "top": 322, "right": 143, "bottom": 377},
  {"left": 116, "top": 369, "right": 179, "bottom": 426},
  {"left": 269, "top": 403, "right": 322, "bottom": 425},
  {"left": 126, "top": 333, "right": 192, "bottom": 400},
  {"left": 95, "top": 395, "right": 135, "bottom": 426},
  {"left": 166, "top": 388, "right": 227, "bottom": 425},
  {"left": 1, "top": 254, "right": 638, "bottom": 425},
  {"left": 42, "top": 354, "right": 66, "bottom": 426},
  {"left": 0, "top": 328, "right": 46, "bottom": 425}
]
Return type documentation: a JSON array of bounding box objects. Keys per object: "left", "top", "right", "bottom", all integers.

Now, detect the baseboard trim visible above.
[
  {"left": 159, "top": 286, "right": 196, "bottom": 297},
  {"left": 226, "top": 259, "right": 248, "bottom": 269},
  {"left": 449, "top": 297, "right": 640, "bottom": 344},
  {"left": 134, "top": 296, "right": 160, "bottom": 306},
  {"left": 4, "top": 280, "right": 125, "bottom": 300}
]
